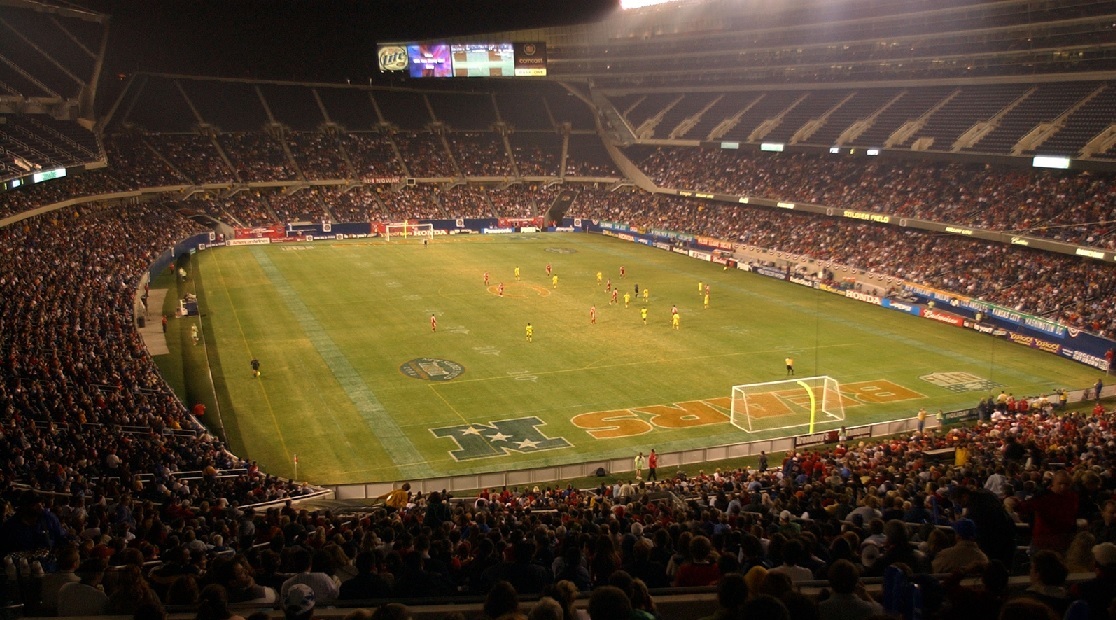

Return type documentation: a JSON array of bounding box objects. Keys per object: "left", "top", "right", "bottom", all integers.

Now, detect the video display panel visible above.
[
  {"left": 451, "top": 43, "right": 514, "bottom": 77},
  {"left": 514, "top": 42, "right": 547, "bottom": 76},
  {"left": 407, "top": 44, "right": 452, "bottom": 78},
  {"left": 378, "top": 42, "right": 547, "bottom": 78}
]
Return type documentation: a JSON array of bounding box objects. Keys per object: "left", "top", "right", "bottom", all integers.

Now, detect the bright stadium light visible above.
[
  {"left": 1032, "top": 155, "right": 1071, "bottom": 169},
  {"left": 621, "top": 0, "right": 687, "bottom": 8}
]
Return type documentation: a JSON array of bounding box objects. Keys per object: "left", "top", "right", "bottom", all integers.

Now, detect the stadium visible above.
[{"left": 2, "top": 0, "right": 1116, "bottom": 618}]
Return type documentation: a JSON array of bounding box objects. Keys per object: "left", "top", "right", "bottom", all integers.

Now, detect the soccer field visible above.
[{"left": 179, "top": 233, "right": 1096, "bottom": 484}]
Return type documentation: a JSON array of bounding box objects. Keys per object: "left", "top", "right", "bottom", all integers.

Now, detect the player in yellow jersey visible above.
[
  {"left": 552, "top": 274, "right": 558, "bottom": 288},
  {"left": 643, "top": 288, "right": 649, "bottom": 303},
  {"left": 698, "top": 281, "right": 703, "bottom": 295},
  {"left": 672, "top": 312, "right": 680, "bottom": 330},
  {"left": 526, "top": 322, "right": 533, "bottom": 342},
  {"left": 704, "top": 293, "right": 710, "bottom": 309},
  {"left": 597, "top": 271, "right": 602, "bottom": 286},
  {"left": 640, "top": 307, "right": 648, "bottom": 324},
  {"left": 514, "top": 266, "right": 520, "bottom": 281},
  {"left": 624, "top": 292, "right": 631, "bottom": 308}
]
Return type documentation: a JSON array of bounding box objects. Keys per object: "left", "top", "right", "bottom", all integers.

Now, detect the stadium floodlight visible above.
[
  {"left": 620, "top": 0, "right": 687, "bottom": 8},
  {"left": 730, "top": 376, "right": 845, "bottom": 434},
  {"left": 1032, "top": 156, "right": 1071, "bottom": 169},
  {"left": 384, "top": 222, "right": 433, "bottom": 241}
]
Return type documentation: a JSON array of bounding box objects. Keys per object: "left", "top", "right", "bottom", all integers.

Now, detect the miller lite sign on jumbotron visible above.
[{"left": 378, "top": 45, "right": 408, "bottom": 72}]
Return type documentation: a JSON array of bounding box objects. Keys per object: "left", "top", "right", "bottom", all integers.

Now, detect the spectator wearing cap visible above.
[
  {"left": 1069, "top": 542, "right": 1116, "bottom": 620},
  {"left": 932, "top": 519, "right": 989, "bottom": 574},
  {"left": 284, "top": 584, "right": 316, "bottom": 620},
  {"left": 951, "top": 484, "right": 1018, "bottom": 566},
  {"left": 817, "top": 559, "right": 883, "bottom": 620},
  {"left": 777, "top": 510, "right": 802, "bottom": 537}
]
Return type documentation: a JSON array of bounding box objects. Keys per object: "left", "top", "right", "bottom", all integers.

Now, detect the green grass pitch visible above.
[{"left": 170, "top": 233, "right": 1097, "bottom": 484}]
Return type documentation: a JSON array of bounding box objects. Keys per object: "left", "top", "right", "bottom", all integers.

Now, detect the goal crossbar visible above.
[
  {"left": 385, "top": 222, "right": 433, "bottom": 241},
  {"left": 730, "top": 375, "right": 844, "bottom": 435}
]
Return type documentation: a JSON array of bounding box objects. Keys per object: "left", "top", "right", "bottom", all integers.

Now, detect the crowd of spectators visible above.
[
  {"left": 8, "top": 393, "right": 1116, "bottom": 619},
  {"left": 565, "top": 189, "right": 1116, "bottom": 337},
  {"left": 392, "top": 134, "right": 458, "bottom": 179},
  {"left": 218, "top": 134, "right": 299, "bottom": 184},
  {"left": 635, "top": 148, "right": 1116, "bottom": 249},
  {"left": 340, "top": 134, "right": 406, "bottom": 183},
  {"left": 447, "top": 134, "right": 514, "bottom": 178},
  {"left": 5, "top": 123, "right": 1116, "bottom": 619},
  {"left": 286, "top": 133, "right": 350, "bottom": 182},
  {"left": 15, "top": 130, "right": 1115, "bottom": 251},
  {"left": 0, "top": 202, "right": 314, "bottom": 526},
  {"left": 151, "top": 135, "right": 236, "bottom": 186}
]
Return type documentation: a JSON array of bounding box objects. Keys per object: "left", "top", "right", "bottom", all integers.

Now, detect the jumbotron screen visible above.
[{"left": 378, "top": 42, "right": 546, "bottom": 77}]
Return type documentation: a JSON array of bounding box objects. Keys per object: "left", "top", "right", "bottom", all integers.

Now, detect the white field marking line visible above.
[
  {"left": 435, "top": 343, "right": 858, "bottom": 386},
  {"left": 211, "top": 250, "right": 293, "bottom": 464}
]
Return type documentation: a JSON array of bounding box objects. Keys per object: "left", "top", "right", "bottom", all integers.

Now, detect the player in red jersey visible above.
[
  {"left": 430, "top": 314, "right": 437, "bottom": 332},
  {"left": 498, "top": 283, "right": 504, "bottom": 297},
  {"left": 484, "top": 271, "right": 489, "bottom": 286},
  {"left": 620, "top": 265, "right": 626, "bottom": 278},
  {"left": 611, "top": 289, "right": 618, "bottom": 305},
  {"left": 606, "top": 279, "right": 612, "bottom": 293},
  {"left": 590, "top": 306, "right": 597, "bottom": 324},
  {"left": 546, "top": 263, "right": 552, "bottom": 276}
]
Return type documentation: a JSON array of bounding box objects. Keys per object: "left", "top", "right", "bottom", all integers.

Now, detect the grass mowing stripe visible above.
[{"left": 251, "top": 247, "right": 434, "bottom": 478}]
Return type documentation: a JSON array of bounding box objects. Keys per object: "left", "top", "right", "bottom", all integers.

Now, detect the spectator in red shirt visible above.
[{"left": 1017, "top": 470, "right": 1080, "bottom": 553}]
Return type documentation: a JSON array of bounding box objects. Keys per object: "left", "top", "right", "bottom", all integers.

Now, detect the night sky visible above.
[{"left": 89, "top": 0, "right": 619, "bottom": 82}]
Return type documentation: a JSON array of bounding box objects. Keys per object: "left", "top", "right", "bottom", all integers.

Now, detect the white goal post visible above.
[
  {"left": 730, "top": 376, "right": 845, "bottom": 434},
  {"left": 384, "top": 222, "right": 433, "bottom": 241}
]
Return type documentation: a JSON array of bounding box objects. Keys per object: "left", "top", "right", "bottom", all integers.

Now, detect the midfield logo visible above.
[
  {"left": 431, "top": 416, "right": 572, "bottom": 461},
  {"left": 920, "top": 371, "right": 1001, "bottom": 393}
]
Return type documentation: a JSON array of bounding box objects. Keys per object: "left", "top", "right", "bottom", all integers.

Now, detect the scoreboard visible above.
[{"left": 378, "top": 41, "right": 547, "bottom": 77}]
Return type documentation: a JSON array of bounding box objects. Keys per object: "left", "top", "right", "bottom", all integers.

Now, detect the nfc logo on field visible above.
[
  {"left": 920, "top": 371, "right": 1001, "bottom": 393},
  {"left": 400, "top": 358, "right": 464, "bottom": 381},
  {"left": 432, "top": 416, "right": 571, "bottom": 461}
]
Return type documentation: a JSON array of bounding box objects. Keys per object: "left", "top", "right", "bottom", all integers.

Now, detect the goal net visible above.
[
  {"left": 385, "top": 222, "right": 433, "bottom": 241},
  {"left": 730, "top": 376, "right": 845, "bottom": 434}
]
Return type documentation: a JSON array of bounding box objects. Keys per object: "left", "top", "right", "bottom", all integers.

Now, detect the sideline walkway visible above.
[{"left": 138, "top": 288, "right": 170, "bottom": 355}]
